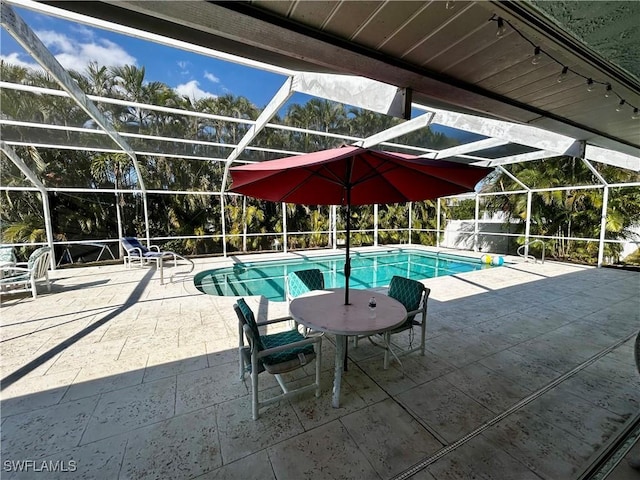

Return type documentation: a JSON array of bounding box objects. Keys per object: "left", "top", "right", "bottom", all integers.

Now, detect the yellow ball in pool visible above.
[{"left": 481, "top": 254, "right": 492, "bottom": 264}]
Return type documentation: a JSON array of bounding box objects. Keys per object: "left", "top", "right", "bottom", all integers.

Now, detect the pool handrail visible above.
[{"left": 517, "top": 239, "right": 545, "bottom": 264}]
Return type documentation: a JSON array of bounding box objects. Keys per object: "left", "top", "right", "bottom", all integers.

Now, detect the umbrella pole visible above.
[
  {"left": 343, "top": 182, "right": 352, "bottom": 371},
  {"left": 343, "top": 202, "right": 351, "bottom": 372},
  {"left": 344, "top": 190, "right": 351, "bottom": 305}
]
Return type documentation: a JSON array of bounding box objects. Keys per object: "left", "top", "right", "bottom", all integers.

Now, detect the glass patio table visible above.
[{"left": 289, "top": 288, "right": 406, "bottom": 408}]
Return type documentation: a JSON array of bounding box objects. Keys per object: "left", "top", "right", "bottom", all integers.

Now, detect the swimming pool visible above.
[{"left": 194, "top": 249, "right": 500, "bottom": 302}]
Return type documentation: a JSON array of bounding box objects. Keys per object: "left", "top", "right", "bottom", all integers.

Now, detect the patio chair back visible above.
[
  {"left": 121, "top": 237, "right": 149, "bottom": 256},
  {"left": 286, "top": 269, "right": 324, "bottom": 300},
  {"left": 380, "top": 275, "right": 430, "bottom": 369},
  {"left": 388, "top": 275, "right": 426, "bottom": 327},
  {"left": 27, "top": 247, "right": 52, "bottom": 282},
  {"left": 0, "top": 245, "right": 16, "bottom": 264}
]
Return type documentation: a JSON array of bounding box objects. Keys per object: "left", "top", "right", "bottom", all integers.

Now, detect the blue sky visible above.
[{"left": 1, "top": 7, "right": 289, "bottom": 109}]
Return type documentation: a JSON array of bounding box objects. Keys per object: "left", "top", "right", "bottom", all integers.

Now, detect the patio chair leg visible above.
[
  {"left": 251, "top": 356, "right": 260, "bottom": 420},
  {"left": 383, "top": 332, "right": 390, "bottom": 370},
  {"left": 45, "top": 271, "right": 51, "bottom": 292},
  {"left": 238, "top": 347, "right": 245, "bottom": 381},
  {"left": 275, "top": 374, "right": 288, "bottom": 393},
  {"left": 315, "top": 340, "right": 322, "bottom": 398},
  {"left": 30, "top": 277, "right": 37, "bottom": 299}
]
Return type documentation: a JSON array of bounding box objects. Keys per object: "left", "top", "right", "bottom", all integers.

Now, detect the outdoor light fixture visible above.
[
  {"left": 586, "top": 79, "right": 594, "bottom": 92},
  {"left": 496, "top": 17, "right": 506, "bottom": 38},
  {"left": 556, "top": 66, "right": 569, "bottom": 83},
  {"left": 531, "top": 46, "right": 542, "bottom": 65},
  {"left": 487, "top": 14, "right": 638, "bottom": 119}
]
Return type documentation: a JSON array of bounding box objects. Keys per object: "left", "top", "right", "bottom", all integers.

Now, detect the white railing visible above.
[{"left": 517, "top": 239, "right": 546, "bottom": 264}]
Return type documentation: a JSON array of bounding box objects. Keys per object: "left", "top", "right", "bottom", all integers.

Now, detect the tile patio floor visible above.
[{"left": 1, "top": 247, "right": 639, "bottom": 479}]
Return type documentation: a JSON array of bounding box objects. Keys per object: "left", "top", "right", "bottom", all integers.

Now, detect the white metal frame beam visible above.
[
  {"left": 475, "top": 150, "right": 562, "bottom": 167},
  {"left": 355, "top": 112, "right": 435, "bottom": 149},
  {"left": 1, "top": 141, "right": 56, "bottom": 269},
  {"left": 220, "top": 77, "right": 294, "bottom": 191},
  {"left": 416, "top": 104, "right": 640, "bottom": 172},
  {"left": 426, "top": 138, "right": 510, "bottom": 160},
  {"left": 585, "top": 145, "right": 640, "bottom": 172},
  {"left": 1, "top": 4, "right": 152, "bottom": 244},
  {"left": 219, "top": 77, "right": 295, "bottom": 255},
  {"left": 292, "top": 72, "right": 410, "bottom": 119},
  {"left": 0, "top": 119, "right": 302, "bottom": 158},
  {"left": 0, "top": 4, "right": 143, "bottom": 185}
]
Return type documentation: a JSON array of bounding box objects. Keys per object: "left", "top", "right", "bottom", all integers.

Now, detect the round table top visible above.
[{"left": 289, "top": 288, "right": 407, "bottom": 336}]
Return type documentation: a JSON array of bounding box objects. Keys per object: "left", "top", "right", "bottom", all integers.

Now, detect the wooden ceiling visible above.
[{"left": 45, "top": 0, "right": 640, "bottom": 156}]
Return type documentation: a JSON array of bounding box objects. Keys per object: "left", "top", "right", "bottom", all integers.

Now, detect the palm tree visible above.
[
  {"left": 378, "top": 204, "right": 409, "bottom": 244},
  {"left": 483, "top": 157, "right": 640, "bottom": 262}
]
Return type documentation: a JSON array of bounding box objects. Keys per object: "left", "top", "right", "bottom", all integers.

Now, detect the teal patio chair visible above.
[
  {"left": 0, "top": 246, "right": 51, "bottom": 299},
  {"left": 286, "top": 269, "right": 325, "bottom": 336},
  {"left": 381, "top": 275, "right": 430, "bottom": 369},
  {"left": 234, "top": 298, "right": 322, "bottom": 420},
  {"left": 286, "top": 269, "right": 325, "bottom": 300}
]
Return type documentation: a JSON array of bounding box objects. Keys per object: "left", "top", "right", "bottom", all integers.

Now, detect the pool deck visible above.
[{"left": 1, "top": 246, "right": 639, "bottom": 479}]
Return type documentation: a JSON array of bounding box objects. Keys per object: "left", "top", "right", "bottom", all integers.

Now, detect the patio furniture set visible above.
[{"left": 234, "top": 269, "right": 430, "bottom": 419}]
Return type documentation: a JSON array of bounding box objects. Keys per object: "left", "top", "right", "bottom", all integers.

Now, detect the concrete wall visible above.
[
  {"left": 441, "top": 219, "right": 521, "bottom": 255},
  {"left": 442, "top": 220, "right": 639, "bottom": 262}
]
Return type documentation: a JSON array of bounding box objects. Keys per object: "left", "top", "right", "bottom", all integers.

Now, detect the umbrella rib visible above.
[
  {"left": 350, "top": 159, "right": 408, "bottom": 201},
  {"left": 314, "top": 164, "right": 353, "bottom": 187},
  {"left": 273, "top": 166, "right": 348, "bottom": 203}
]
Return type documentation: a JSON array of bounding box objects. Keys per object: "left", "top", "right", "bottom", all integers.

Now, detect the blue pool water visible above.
[{"left": 194, "top": 249, "right": 499, "bottom": 302}]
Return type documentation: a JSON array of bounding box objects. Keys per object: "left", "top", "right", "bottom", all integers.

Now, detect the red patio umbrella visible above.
[{"left": 229, "top": 145, "right": 493, "bottom": 304}]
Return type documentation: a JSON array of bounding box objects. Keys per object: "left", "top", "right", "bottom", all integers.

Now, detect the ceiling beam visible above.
[
  {"left": 220, "top": 77, "right": 294, "bottom": 191},
  {"left": 356, "top": 112, "right": 434, "bottom": 149},
  {"left": 428, "top": 138, "right": 510, "bottom": 160},
  {"left": 292, "top": 72, "right": 411, "bottom": 119},
  {"left": 475, "top": 150, "right": 561, "bottom": 167},
  {"left": 585, "top": 145, "right": 640, "bottom": 172}
]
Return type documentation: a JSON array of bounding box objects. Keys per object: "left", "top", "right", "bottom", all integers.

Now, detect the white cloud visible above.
[
  {"left": 70, "top": 24, "right": 95, "bottom": 39},
  {"left": 174, "top": 80, "right": 217, "bottom": 102},
  {"left": 0, "top": 52, "right": 42, "bottom": 71},
  {"left": 204, "top": 71, "right": 220, "bottom": 83},
  {"left": 35, "top": 30, "right": 74, "bottom": 52},
  {"left": 33, "top": 29, "right": 136, "bottom": 72}
]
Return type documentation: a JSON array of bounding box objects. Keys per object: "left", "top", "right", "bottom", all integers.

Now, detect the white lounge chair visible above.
[{"left": 0, "top": 246, "right": 51, "bottom": 299}]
